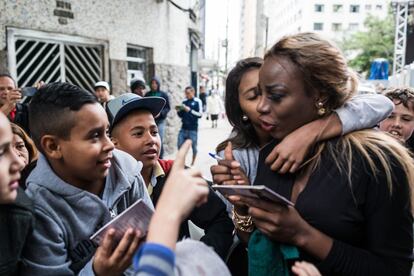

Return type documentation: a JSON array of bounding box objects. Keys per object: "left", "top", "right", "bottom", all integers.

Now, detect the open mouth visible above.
[
  {"left": 143, "top": 148, "right": 158, "bottom": 157},
  {"left": 260, "top": 120, "right": 276, "bottom": 132}
]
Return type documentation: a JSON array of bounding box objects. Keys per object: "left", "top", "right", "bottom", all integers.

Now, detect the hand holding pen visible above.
[
  {"left": 209, "top": 142, "right": 251, "bottom": 216},
  {"left": 209, "top": 142, "right": 250, "bottom": 186},
  {"left": 208, "top": 153, "right": 223, "bottom": 161}
]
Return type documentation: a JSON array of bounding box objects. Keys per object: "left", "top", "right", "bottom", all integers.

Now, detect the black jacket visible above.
[
  {"left": 151, "top": 170, "right": 234, "bottom": 259},
  {"left": 145, "top": 90, "right": 170, "bottom": 123},
  {"left": 0, "top": 188, "right": 34, "bottom": 275},
  {"left": 11, "top": 103, "right": 30, "bottom": 136}
]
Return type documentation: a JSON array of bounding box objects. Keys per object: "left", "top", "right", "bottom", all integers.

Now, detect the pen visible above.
[{"left": 208, "top": 152, "right": 223, "bottom": 161}]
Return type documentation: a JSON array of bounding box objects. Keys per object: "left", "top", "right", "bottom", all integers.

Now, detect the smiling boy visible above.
[
  {"left": 22, "top": 83, "right": 153, "bottom": 275},
  {"left": 379, "top": 87, "right": 414, "bottom": 144}
]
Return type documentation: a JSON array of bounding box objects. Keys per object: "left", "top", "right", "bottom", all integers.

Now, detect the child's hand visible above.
[
  {"left": 93, "top": 228, "right": 142, "bottom": 276},
  {"left": 145, "top": 140, "right": 209, "bottom": 250},
  {"left": 210, "top": 142, "right": 250, "bottom": 186},
  {"left": 158, "top": 140, "right": 209, "bottom": 221},
  {"left": 265, "top": 126, "right": 315, "bottom": 173},
  {"left": 292, "top": 261, "right": 321, "bottom": 276}
]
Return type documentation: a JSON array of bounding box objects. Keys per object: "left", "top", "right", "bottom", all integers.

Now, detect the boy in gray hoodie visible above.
[{"left": 22, "top": 82, "right": 153, "bottom": 275}]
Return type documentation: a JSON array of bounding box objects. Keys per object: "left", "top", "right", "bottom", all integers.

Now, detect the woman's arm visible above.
[
  {"left": 335, "top": 93, "right": 393, "bottom": 134},
  {"left": 266, "top": 94, "right": 394, "bottom": 173}
]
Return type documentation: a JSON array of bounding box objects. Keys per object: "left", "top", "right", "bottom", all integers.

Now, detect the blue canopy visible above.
[{"left": 368, "top": 58, "right": 389, "bottom": 80}]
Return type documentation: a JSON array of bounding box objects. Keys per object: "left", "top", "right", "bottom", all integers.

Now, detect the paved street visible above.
[
  {"left": 166, "top": 115, "right": 232, "bottom": 181},
  {"left": 165, "top": 115, "right": 232, "bottom": 239}
]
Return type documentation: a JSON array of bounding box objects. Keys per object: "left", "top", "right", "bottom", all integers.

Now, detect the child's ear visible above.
[
  {"left": 110, "top": 136, "right": 118, "bottom": 146},
  {"left": 40, "top": 135, "right": 62, "bottom": 159}
]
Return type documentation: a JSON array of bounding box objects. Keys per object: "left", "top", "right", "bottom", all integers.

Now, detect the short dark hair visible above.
[
  {"left": 0, "top": 73, "right": 16, "bottom": 87},
  {"left": 216, "top": 57, "right": 263, "bottom": 152},
  {"left": 185, "top": 86, "right": 195, "bottom": 92},
  {"left": 29, "top": 82, "right": 98, "bottom": 152}
]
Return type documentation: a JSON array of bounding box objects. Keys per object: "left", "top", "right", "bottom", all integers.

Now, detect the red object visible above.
[
  {"left": 158, "top": 159, "right": 174, "bottom": 174},
  {"left": 9, "top": 107, "right": 16, "bottom": 121}
]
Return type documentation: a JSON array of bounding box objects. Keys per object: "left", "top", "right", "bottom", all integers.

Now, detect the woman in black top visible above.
[{"left": 226, "top": 32, "right": 414, "bottom": 275}]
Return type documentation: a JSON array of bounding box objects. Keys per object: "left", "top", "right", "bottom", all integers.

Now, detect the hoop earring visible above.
[
  {"left": 242, "top": 115, "right": 249, "bottom": 121},
  {"left": 317, "top": 102, "right": 326, "bottom": 116}
]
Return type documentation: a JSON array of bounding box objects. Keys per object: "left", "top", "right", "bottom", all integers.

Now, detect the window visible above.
[
  {"left": 376, "top": 4, "right": 382, "bottom": 10},
  {"left": 332, "top": 23, "right": 342, "bottom": 31},
  {"left": 333, "top": 4, "right": 343, "bottom": 12},
  {"left": 314, "top": 22, "right": 323, "bottom": 31},
  {"left": 7, "top": 28, "right": 107, "bottom": 92},
  {"left": 349, "top": 23, "right": 359, "bottom": 31},
  {"left": 315, "top": 4, "right": 324, "bottom": 12},
  {"left": 350, "top": 5, "right": 360, "bottom": 13},
  {"left": 126, "top": 45, "right": 152, "bottom": 85},
  {"left": 365, "top": 4, "right": 372, "bottom": 10}
]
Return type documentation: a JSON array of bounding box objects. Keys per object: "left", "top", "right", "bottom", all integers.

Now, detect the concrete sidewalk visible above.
[
  {"left": 166, "top": 115, "right": 232, "bottom": 181},
  {"left": 165, "top": 115, "right": 232, "bottom": 240}
]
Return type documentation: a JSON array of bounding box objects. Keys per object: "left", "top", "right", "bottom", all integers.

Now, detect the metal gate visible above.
[{"left": 7, "top": 28, "right": 108, "bottom": 92}]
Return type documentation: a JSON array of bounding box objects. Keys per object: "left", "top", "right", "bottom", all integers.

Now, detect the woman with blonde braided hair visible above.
[{"left": 225, "top": 32, "right": 414, "bottom": 275}]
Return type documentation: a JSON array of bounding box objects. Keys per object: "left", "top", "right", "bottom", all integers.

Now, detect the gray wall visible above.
[{"left": 0, "top": 0, "right": 198, "bottom": 155}]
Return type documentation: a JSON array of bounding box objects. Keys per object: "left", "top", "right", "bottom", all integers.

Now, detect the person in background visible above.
[
  {"left": 10, "top": 123, "right": 38, "bottom": 189},
  {"left": 206, "top": 90, "right": 224, "bottom": 128},
  {"left": 379, "top": 87, "right": 414, "bottom": 145},
  {"left": 176, "top": 86, "right": 202, "bottom": 166},
  {"left": 199, "top": 85, "right": 207, "bottom": 113},
  {"left": 94, "top": 81, "right": 114, "bottom": 109},
  {"left": 0, "top": 73, "right": 30, "bottom": 135},
  {"left": 145, "top": 77, "right": 170, "bottom": 158},
  {"left": 11, "top": 123, "right": 37, "bottom": 167},
  {"left": 0, "top": 112, "right": 32, "bottom": 275},
  {"left": 130, "top": 78, "right": 147, "bottom": 97}
]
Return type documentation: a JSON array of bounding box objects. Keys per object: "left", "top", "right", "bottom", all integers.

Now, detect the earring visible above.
[
  {"left": 242, "top": 115, "right": 249, "bottom": 121},
  {"left": 317, "top": 102, "right": 326, "bottom": 116}
]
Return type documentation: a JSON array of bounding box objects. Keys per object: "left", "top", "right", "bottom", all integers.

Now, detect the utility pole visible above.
[
  {"left": 391, "top": 0, "right": 414, "bottom": 74},
  {"left": 265, "top": 16, "right": 269, "bottom": 54},
  {"left": 216, "top": 39, "right": 221, "bottom": 90},
  {"left": 224, "top": 0, "right": 229, "bottom": 75}
]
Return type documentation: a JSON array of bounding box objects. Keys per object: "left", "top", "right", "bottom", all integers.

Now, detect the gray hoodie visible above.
[{"left": 22, "top": 149, "right": 153, "bottom": 275}]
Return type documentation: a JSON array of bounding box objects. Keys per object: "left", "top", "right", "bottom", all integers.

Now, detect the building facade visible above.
[
  {"left": 267, "top": 0, "right": 389, "bottom": 45},
  {"left": 0, "top": 0, "right": 202, "bottom": 155},
  {"left": 239, "top": 0, "right": 257, "bottom": 58},
  {"left": 236, "top": 0, "right": 389, "bottom": 60}
]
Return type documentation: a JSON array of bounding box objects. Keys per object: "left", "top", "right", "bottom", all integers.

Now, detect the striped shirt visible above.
[{"left": 134, "top": 243, "right": 175, "bottom": 276}]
